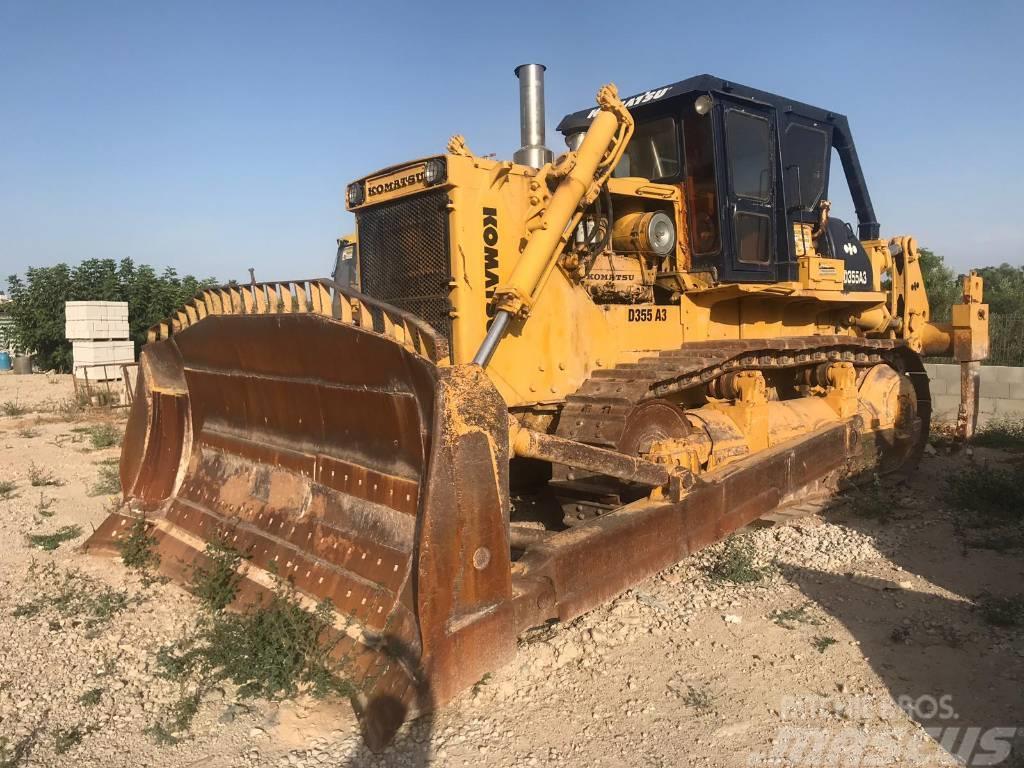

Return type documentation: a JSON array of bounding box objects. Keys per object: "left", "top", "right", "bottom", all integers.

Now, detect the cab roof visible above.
[{"left": 556, "top": 74, "right": 846, "bottom": 135}]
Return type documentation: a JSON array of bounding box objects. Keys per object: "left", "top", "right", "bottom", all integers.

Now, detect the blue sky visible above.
[{"left": 1, "top": 0, "right": 1021, "bottom": 290}]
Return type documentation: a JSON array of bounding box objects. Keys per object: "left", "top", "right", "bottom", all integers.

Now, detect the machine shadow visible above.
[{"left": 780, "top": 460, "right": 1024, "bottom": 765}]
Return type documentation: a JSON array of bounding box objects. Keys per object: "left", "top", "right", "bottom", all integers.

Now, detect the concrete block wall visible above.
[
  {"left": 924, "top": 363, "right": 1024, "bottom": 425},
  {"left": 65, "top": 301, "right": 129, "bottom": 341}
]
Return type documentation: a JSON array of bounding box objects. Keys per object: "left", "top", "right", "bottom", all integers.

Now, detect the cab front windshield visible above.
[{"left": 612, "top": 117, "right": 680, "bottom": 180}]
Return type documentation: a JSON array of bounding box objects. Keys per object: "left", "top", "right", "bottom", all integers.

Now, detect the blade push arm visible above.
[
  {"left": 884, "top": 236, "right": 989, "bottom": 438},
  {"left": 473, "top": 84, "right": 634, "bottom": 367}
]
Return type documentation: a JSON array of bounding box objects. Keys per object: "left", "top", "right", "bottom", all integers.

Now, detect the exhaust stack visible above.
[{"left": 513, "top": 64, "right": 553, "bottom": 168}]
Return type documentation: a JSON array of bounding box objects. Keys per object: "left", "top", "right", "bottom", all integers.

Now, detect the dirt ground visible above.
[{"left": 0, "top": 372, "right": 1022, "bottom": 768}]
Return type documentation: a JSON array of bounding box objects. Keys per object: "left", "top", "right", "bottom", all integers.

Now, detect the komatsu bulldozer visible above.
[{"left": 87, "top": 65, "right": 989, "bottom": 732}]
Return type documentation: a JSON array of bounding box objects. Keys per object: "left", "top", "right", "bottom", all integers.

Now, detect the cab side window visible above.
[
  {"left": 725, "top": 110, "right": 772, "bottom": 201},
  {"left": 613, "top": 117, "right": 680, "bottom": 180},
  {"left": 683, "top": 114, "right": 720, "bottom": 256},
  {"left": 783, "top": 123, "right": 829, "bottom": 211}
]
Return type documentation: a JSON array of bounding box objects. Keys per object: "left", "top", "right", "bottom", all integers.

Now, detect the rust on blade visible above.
[{"left": 87, "top": 284, "right": 514, "bottom": 718}]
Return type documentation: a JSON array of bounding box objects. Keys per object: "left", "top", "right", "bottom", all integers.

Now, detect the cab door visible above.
[{"left": 719, "top": 100, "right": 778, "bottom": 280}]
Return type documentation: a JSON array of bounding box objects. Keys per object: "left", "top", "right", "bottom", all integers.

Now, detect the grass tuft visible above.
[
  {"left": 90, "top": 462, "right": 121, "bottom": 496},
  {"left": 0, "top": 481, "right": 16, "bottom": 500},
  {"left": 85, "top": 424, "right": 121, "bottom": 449},
  {"left": 56, "top": 398, "right": 83, "bottom": 421},
  {"left": 28, "top": 463, "right": 62, "bottom": 487},
  {"left": 26, "top": 525, "right": 82, "bottom": 551},
  {"left": 17, "top": 427, "right": 39, "bottom": 438},
  {"left": 972, "top": 417, "right": 1024, "bottom": 451},
  {"left": 707, "top": 534, "right": 769, "bottom": 584},
  {"left": 1, "top": 400, "right": 28, "bottom": 417},
  {"left": 682, "top": 685, "right": 714, "bottom": 713}
]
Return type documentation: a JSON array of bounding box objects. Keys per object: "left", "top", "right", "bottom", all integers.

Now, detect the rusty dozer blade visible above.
[{"left": 86, "top": 280, "right": 519, "bottom": 726}]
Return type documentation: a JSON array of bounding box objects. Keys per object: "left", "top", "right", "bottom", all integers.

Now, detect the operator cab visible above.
[{"left": 557, "top": 75, "right": 876, "bottom": 290}]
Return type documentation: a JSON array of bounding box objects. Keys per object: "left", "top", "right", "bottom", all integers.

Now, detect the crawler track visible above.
[{"left": 552, "top": 336, "right": 931, "bottom": 518}]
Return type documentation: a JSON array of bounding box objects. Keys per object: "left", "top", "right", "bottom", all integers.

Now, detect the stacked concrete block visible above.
[
  {"left": 65, "top": 301, "right": 129, "bottom": 340},
  {"left": 925, "top": 363, "right": 1024, "bottom": 426},
  {"left": 65, "top": 301, "right": 134, "bottom": 378}
]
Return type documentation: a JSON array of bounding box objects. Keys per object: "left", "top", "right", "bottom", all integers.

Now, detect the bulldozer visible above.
[{"left": 87, "top": 64, "right": 989, "bottom": 733}]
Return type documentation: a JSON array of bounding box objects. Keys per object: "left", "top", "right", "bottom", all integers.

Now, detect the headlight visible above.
[
  {"left": 423, "top": 157, "right": 447, "bottom": 186},
  {"left": 346, "top": 182, "right": 365, "bottom": 207},
  {"left": 612, "top": 211, "right": 676, "bottom": 257},
  {"left": 646, "top": 211, "right": 675, "bottom": 256},
  {"left": 694, "top": 94, "right": 713, "bottom": 116}
]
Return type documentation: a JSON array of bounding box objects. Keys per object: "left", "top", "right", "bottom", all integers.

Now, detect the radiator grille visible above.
[{"left": 356, "top": 189, "right": 452, "bottom": 352}]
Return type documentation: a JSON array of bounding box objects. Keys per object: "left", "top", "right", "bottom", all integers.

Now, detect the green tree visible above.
[
  {"left": 6, "top": 265, "right": 76, "bottom": 371},
  {"left": 6, "top": 260, "right": 216, "bottom": 372},
  {"left": 917, "top": 247, "right": 960, "bottom": 322},
  {"left": 975, "top": 263, "right": 1024, "bottom": 316}
]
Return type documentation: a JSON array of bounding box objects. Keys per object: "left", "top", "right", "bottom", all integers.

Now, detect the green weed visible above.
[
  {"left": 770, "top": 602, "right": 823, "bottom": 630},
  {"left": 946, "top": 464, "right": 1024, "bottom": 524},
  {"left": 90, "top": 463, "right": 121, "bottom": 496},
  {"left": 85, "top": 424, "right": 121, "bottom": 449},
  {"left": 707, "top": 535, "right": 768, "bottom": 584},
  {"left": 13, "top": 563, "right": 132, "bottom": 628},
  {"left": 146, "top": 691, "right": 202, "bottom": 745},
  {"left": 119, "top": 516, "right": 160, "bottom": 572},
  {"left": 78, "top": 688, "right": 103, "bottom": 707},
  {"left": 156, "top": 581, "right": 354, "bottom": 701},
  {"left": 53, "top": 726, "right": 92, "bottom": 755},
  {"left": 190, "top": 542, "right": 244, "bottom": 611},
  {"left": 812, "top": 636, "right": 838, "bottom": 653},
  {"left": 149, "top": 578, "right": 354, "bottom": 744},
  {"left": 26, "top": 525, "right": 81, "bottom": 551},
  {"left": 972, "top": 417, "right": 1024, "bottom": 451},
  {"left": 947, "top": 463, "right": 1024, "bottom": 551},
  {"left": 28, "top": 463, "right": 62, "bottom": 487}
]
